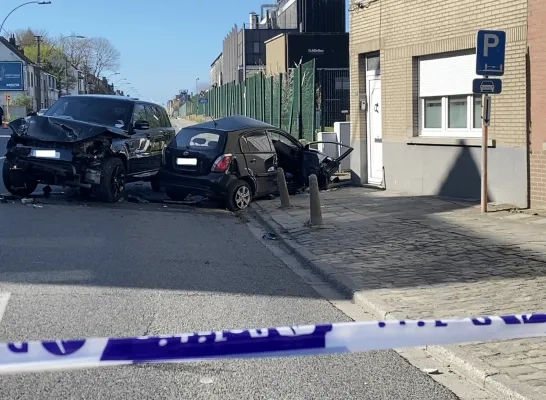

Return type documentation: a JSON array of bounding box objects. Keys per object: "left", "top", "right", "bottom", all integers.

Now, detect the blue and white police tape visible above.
[{"left": 1, "top": 313, "right": 545, "bottom": 374}]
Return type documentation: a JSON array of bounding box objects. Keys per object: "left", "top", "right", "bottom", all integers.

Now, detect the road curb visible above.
[{"left": 250, "top": 201, "right": 542, "bottom": 400}]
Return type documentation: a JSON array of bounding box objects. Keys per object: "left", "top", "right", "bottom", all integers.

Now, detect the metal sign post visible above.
[{"left": 474, "top": 29, "right": 506, "bottom": 213}]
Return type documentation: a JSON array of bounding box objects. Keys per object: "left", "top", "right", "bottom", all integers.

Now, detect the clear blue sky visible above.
[{"left": 3, "top": 0, "right": 348, "bottom": 105}]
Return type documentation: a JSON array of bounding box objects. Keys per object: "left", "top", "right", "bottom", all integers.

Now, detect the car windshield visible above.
[
  {"left": 174, "top": 128, "right": 225, "bottom": 152},
  {"left": 44, "top": 97, "right": 133, "bottom": 130}
]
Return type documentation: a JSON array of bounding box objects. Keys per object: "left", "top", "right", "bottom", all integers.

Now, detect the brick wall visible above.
[
  {"left": 529, "top": 0, "right": 546, "bottom": 208},
  {"left": 350, "top": 0, "right": 528, "bottom": 146}
]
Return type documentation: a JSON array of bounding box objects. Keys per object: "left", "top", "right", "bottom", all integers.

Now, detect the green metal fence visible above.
[{"left": 181, "top": 60, "right": 316, "bottom": 141}]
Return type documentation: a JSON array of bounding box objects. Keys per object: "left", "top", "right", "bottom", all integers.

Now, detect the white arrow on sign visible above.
[{"left": 483, "top": 95, "right": 492, "bottom": 127}]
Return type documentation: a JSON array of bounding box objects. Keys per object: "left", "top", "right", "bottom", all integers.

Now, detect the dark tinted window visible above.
[
  {"left": 45, "top": 97, "right": 133, "bottom": 130},
  {"left": 157, "top": 107, "right": 171, "bottom": 127},
  {"left": 242, "top": 131, "right": 272, "bottom": 152},
  {"left": 174, "top": 128, "right": 226, "bottom": 153},
  {"left": 132, "top": 103, "right": 147, "bottom": 122},
  {"left": 145, "top": 105, "right": 160, "bottom": 128}
]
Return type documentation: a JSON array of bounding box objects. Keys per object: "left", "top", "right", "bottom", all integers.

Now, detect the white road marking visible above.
[
  {"left": 0, "top": 156, "right": 4, "bottom": 160},
  {"left": 0, "top": 135, "right": 11, "bottom": 138},
  {"left": 0, "top": 293, "right": 11, "bottom": 325}
]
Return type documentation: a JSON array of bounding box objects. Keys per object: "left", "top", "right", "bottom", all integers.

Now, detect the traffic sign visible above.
[
  {"left": 198, "top": 98, "right": 208, "bottom": 104},
  {"left": 476, "top": 30, "right": 506, "bottom": 76},
  {"left": 483, "top": 95, "right": 492, "bottom": 127},
  {"left": 473, "top": 78, "right": 502, "bottom": 94}
]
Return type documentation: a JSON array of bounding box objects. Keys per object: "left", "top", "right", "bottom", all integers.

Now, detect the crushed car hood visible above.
[{"left": 8, "top": 115, "right": 130, "bottom": 143}]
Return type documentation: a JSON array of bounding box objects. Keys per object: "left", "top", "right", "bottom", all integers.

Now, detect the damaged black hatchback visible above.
[{"left": 3, "top": 95, "right": 176, "bottom": 202}]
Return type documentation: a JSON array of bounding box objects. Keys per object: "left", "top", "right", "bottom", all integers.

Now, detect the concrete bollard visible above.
[
  {"left": 309, "top": 174, "right": 323, "bottom": 226},
  {"left": 277, "top": 167, "right": 291, "bottom": 208}
]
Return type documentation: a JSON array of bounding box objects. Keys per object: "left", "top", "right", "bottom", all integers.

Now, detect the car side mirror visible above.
[
  {"left": 133, "top": 119, "right": 150, "bottom": 130},
  {"left": 27, "top": 111, "right": 37, "bottom": 117}
]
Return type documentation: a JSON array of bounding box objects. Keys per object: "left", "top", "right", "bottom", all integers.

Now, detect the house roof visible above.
[{"left": 0, "top": 36, "right": 35, "bottom": 65}]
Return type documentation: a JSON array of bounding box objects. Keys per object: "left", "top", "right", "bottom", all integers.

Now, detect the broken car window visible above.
[
  {"left": 45, "top": 97, "right": 133, "bottom": 130},
  {"left": 243, "top": 132, "right": 273, "bottom": 153}
]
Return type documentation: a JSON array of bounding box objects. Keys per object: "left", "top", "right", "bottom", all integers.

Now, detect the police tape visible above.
[{"left": 1, "top": 313, "right": 545, "bottom": 374}]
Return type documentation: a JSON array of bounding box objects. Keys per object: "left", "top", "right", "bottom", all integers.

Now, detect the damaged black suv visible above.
[{"left": 2, "top": 95, "right": 176, "bottom": 202}]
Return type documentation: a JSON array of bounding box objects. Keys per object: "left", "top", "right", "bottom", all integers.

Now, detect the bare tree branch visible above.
[
  {"left": 87, "top": 37, "right": 120, "bottom": 77},
  {"left": 61, "top": 36, "right": 120, "bottom": 77}
]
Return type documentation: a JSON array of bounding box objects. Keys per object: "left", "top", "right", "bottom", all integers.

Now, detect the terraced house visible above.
[{"left": 350, "top": 0, "right": 546, "bottom": 208}]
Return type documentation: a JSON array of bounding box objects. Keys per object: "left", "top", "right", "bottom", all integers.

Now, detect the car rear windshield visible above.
[
  {"left": 175, "top": 128, "right": 226, "bottom": 152},
  {"left": 44, "top": 97, "right": 133, "bottom": 130}
]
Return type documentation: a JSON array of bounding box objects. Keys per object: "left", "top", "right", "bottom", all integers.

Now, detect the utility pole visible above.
[
  {"left": 65, "top": 56, "right": 69, "bottom": 95},
  {"left": 34, "top": 35, "right": 43, "bottom": 109}
]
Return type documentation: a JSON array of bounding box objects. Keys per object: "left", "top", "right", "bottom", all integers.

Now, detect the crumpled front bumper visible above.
[{"left": 5, "top": 145, "right": 101, "bottom": 187}]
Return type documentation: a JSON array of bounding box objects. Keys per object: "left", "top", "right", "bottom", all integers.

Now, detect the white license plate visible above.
[
  {"left": 32, "top": 150, "right": 59, "bottom": 158},
  {"left": 176, "top": 158, "right": 197, "bottom": 166}
]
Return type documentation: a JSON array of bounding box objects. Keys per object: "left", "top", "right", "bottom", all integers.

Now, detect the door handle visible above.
[{"left": 249, "top": 159, "right": 256, "bottom": 163}]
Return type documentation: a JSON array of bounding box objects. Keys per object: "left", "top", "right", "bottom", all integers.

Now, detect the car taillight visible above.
[{"left": 211, "top": 154, "right": 233, "bottom": 172}]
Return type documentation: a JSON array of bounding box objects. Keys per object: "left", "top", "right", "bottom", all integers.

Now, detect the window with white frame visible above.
[{"left": 419, "top": 52, "right": 483, "bottom": 137}]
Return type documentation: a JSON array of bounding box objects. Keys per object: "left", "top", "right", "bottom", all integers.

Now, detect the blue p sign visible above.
[{"left": 476, "top": 30, "right": 506, "bottom": 76}]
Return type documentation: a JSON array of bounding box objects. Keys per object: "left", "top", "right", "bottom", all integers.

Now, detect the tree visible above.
[
  {"left": 11, "top": 95, "right": 33, "bottom": 113},
  {"left": 22, "top": 44, "right": 78, "bottom": 93},
  {"left": 10, "top": 28, "right": 50, "bottom": 47},
  {"left": 61, "top": 36, "right": 120, "bottom": 77}
]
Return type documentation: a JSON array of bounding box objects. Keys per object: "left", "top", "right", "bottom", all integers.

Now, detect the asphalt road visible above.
[{"left": 0, "top": 121, "right": 460, "bottom": 399}]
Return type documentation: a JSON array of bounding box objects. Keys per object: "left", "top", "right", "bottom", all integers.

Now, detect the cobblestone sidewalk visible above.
[{"left": 252, "top": 187, "right": 546, "bottom": 400}]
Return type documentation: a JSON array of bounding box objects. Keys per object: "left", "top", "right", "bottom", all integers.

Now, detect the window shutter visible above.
[{"left": 419, "top": 53, "right": 479, "bottom": 97}]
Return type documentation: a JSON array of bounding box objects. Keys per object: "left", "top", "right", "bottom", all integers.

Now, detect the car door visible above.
[
  {"left": 239, "top": 130, "right": 277, "bottom": 195},
  {"left": 127, "top": 103, "right": 154, "bottom": 175},
  {"left": 144, "top": 104, "right": 164, "bottom": 172},
  {"left": 267, "top": 129, "right": 304, "bottom": 178}
]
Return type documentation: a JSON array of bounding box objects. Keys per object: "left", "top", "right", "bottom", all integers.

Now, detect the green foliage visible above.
[
  {"left": 11, "top": 95, "right": 33, "bottom": 112},
  {"left": 23, "top": 45, "right": 77, "bottom": 91}
]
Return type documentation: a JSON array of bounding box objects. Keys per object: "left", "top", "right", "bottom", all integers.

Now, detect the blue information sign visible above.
[{"left": 0, "top": 62, "right": 24, "bottom": 91}]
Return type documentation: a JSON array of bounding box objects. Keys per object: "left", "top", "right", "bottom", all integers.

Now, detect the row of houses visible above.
[
  {"left": 348, "top": 0, "right": 546, "bottom": 209},
  {"left": 0, "top": 35, "right": 117, "bottom": 114}
]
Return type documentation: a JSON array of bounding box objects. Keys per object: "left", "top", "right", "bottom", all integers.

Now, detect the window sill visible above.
[
  {"left": 543, "top": 142, "right": 546, "bottom": 151},
  {"left": 407, "top": 137, "right": 496, "bottom": 148}
]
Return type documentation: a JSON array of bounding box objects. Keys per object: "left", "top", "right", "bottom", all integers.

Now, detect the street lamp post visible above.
[
  {"left": 195, "top": 78, "right": 199, "bottom": 96},
  {"left": 0, "top": 2, "right": 51, "bottom": 34}
]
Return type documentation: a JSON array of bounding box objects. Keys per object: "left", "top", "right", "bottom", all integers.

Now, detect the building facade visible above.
[
  {"left": 265, "top": 32, "right": 350, "bottom": 127},
  {"left": 210, "top": 53, "right": 223, "bottom": 87},
  {"left": 0, "top": 36, "right": 59, "bottom": 112},
  {"left": 529, "top": 0, "right": 546, "bottom": 208},
  {"left": 276, "top": 0, "right": 345, "bottom": 33},
  {"left": 350, "top": 0, "right": 529, "bottom": 207}
]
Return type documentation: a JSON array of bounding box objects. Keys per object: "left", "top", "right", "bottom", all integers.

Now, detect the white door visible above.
[{"left": 367, "top": 77, "right": 383, "bottom": 184}]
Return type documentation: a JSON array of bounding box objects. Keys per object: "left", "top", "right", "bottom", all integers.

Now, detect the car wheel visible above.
[
  {"left": 2, "top": 158, "right": 38, "bottom": 197},
  {"left": 165, "top": 189, "right": 188, "bottom": 201},
  {"left": 150, "top": 174, "right": 162, "bottom": 192},
  {"left": 99, "top": 157, "right": 126, "bottom": 203},
  {"left": 226, "top": 180, "right": 252, "bottom": 211}
]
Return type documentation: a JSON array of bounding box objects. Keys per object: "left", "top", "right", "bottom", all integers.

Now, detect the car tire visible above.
[
  {"left": 226, "top": 180, "right": 252, "bottom": 212},
  {"left": 2, "top": 159, "right": 38, "bottom": 197},
  {"left": 98, "top": 157, "right": 126, "bottom": 203},
  {"left": 150, "top": 174, "right": 162, "bottom": 192},
  {"left": 165, "top": 189, "right": 188, "bottom": 201}
]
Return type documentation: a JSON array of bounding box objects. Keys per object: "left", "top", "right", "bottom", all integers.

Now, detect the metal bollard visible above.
[
  {"left": 277, "top": 167, "right": 291, "bottom": 208},
  {"left": 309, "top": 174, "right": 323, "bottom": 226}
]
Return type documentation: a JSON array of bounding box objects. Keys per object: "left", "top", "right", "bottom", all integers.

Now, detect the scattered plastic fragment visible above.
[{"left": 262, "top": 232, "right": 277, "bottom": 240}]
